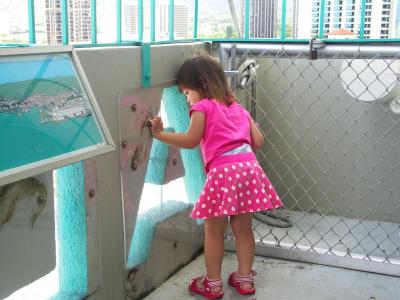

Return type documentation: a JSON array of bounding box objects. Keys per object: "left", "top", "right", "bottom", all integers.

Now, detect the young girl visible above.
[{"left": 149, "top": 54, "right": 283, "bottom": 299}]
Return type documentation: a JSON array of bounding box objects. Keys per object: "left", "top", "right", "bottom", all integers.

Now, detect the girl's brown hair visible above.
[{"left": 176, "top": 54, "right": 235, "bottom": 104}]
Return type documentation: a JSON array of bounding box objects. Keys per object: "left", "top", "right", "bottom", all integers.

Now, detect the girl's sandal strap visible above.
[
  {"left": 189, "top": 276, "right": 224, "bottom": 299},
  {"left": 235, "top": 270, "right": 257, "bottom": 283},
  {"left": 228, "top": 270, "right": 257, "bottom": 295},
  {"left": 205, "top": 277, "right": 223, "bottom": 290}
]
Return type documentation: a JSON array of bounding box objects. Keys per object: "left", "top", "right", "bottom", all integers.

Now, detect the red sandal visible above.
[
  {"left": 228, "top": 270, "right": 257, "bottom": 295},
  {"left": 189, "top": 276, "right": 224, "bottom": 299}
]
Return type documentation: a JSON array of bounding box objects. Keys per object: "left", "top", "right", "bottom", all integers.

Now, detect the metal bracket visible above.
[
  {"left": 224, "top": 70, "right": 239, "bottom": 77},
  {"left": 309, "top": 38, "right": 325, "bottom": 60},
  {"left": 131, "top": 145, "right": 143, "bottom": 171},
  {"left": 141, "top": 43, "right": 151, "bottom": 88}
]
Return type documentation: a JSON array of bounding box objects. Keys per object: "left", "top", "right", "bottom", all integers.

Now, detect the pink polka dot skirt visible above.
[{"left": 191, "top": 160, "right": 283, "bottom": 219}]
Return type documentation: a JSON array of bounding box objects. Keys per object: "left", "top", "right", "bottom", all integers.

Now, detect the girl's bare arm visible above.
[
  {"left": 250, "top": 119, "right": 264, "bottom": 150},
  {"left": 150, "top": 111, "right": 205, "bottom": 149}
]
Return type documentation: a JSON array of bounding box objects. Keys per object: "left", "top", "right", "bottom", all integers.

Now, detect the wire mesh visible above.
[{"left": 225, "top": 45, "right": 400, "bottom": 269}]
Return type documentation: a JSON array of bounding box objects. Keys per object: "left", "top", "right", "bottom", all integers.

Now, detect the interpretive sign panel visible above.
[{"left": 0, "top": 46, "right": 114, "bottom": 185}]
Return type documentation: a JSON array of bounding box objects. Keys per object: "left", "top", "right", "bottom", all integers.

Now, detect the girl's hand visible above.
[
  {"left": 149, "top": 116, "right": 164, "bottom": 137},
  {"left": 147, "top": 111, "right": 204, "bottom": 148}
]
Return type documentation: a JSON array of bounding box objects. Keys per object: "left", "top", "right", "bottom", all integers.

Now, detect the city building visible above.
[
  {"left": 389, "top": 0, "right": 400, "bottom": 37},
  {"left": 363, "top": 0, "right": 392, "bottom": 38},
  {"left": 309, "top": 0, "right": 395, "bottom": 39},
  {"left": 293, "top": 0, "right": 300, "bottom": 38},
  {"left": 46, "top": 0, "right": 62, "bottom": 44},
  {"left": 310, "top": 0, "right": 360, "bottom": 38},
  {"left": 174, "top": 3, "right": 189, "bottom": 39},
  {"left": 293, "top": 0, "right": 312, "bottom": 39},
  {"left": 46, "top": 0, "right": 91, "bottom": 44},
  {"left": 159, "top": 2, "right": 189, "bottom": 40},
  {"left": 240, "top": 0, "right": 278, "bottom": 38},
  {"left": 123, "top": 1, "right": 138, "bottom": 39}
]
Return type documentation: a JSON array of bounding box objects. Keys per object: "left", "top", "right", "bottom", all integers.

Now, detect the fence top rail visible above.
[
  {"left": 217, "top": 42, "right": 400, "bottom": 59},
  {"left": 3, "top": 40, "right": 400, "bottom": 59}
]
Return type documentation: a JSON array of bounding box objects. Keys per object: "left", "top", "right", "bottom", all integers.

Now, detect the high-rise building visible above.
[
  {"left": 123, "top": 1, "right": 138, "bottom": 38},
  {"left": 293, "top": 0, "right": 300, "bottom": 38},
  {"left": 309, "top": 0, "right": 394, "bottom": 39},
  {"left": 293, "top": 0, "right": 312, "bottom": 39},
  {"left": 310, "top": 0, "right": 360, "bottom": 38},
  {"left": 389, "top": 0, "right": 400, "bottom": 37},
  {"left": 174, "top": 3, "right": 189, "bottom": 39},
  {"left": 241, "top": 0, "right": 278, "bottom": 38},
  {"left": 46, "top": 0, "right": 91, "bottom": 44},
  {"left": 46, "top": 0, "right": 62, "bottom": 44},
  {"left": 363, "top": 0, "right": 393, "bottom": 38},
  {"left": 397, "top": 0, "right": 400, "bottom": 36},
  {"left": 159, "top": 3, "right": 168, "bottom": 39},
  {"left": 159, "top": 2, "right": 189, "bottom": 40}
]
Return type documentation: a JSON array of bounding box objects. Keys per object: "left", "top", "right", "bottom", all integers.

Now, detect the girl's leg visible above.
[
  {"left": 230, "top": 213, "right": 255, "bottom": 289},
  {"left": 192, "top": 217, "right": 228, "bottom": 295},
  {"left": 204, "top": 217, "right": 229, "bottom": 279}
]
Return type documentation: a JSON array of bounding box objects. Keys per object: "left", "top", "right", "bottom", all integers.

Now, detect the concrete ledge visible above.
[{"left": 126, "top": 206, "right": 203, "bottom": 299}]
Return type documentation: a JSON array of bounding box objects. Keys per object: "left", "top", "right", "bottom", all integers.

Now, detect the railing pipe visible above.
[
  {"left": 91, "top": 0, "right": 97, "bottom": 44},
  {"left": 28, "top": 0, "right": 36, "bottom": 44}
]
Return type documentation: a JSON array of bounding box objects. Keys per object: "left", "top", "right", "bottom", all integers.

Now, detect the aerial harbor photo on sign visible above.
[{"left": 0, "top": 53, "right": 106, "bottom": 176}]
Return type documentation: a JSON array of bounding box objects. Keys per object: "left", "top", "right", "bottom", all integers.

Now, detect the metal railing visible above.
[{"left": 2, "top": 0, "right": 400, "bottom": 47}]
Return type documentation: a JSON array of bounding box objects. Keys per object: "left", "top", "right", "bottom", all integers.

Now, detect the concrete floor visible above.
[{"left": 144, "top": 252, "right": 400, "bottom": 300}]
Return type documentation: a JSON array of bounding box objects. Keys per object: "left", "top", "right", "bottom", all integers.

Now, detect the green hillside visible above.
[{"left": 0, "top": 76, "right": 81, "bottom": 101}]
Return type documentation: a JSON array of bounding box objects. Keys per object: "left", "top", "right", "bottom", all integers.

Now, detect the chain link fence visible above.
[{"left": 219, "top": 43, "right": 400, "bottom": 275}]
